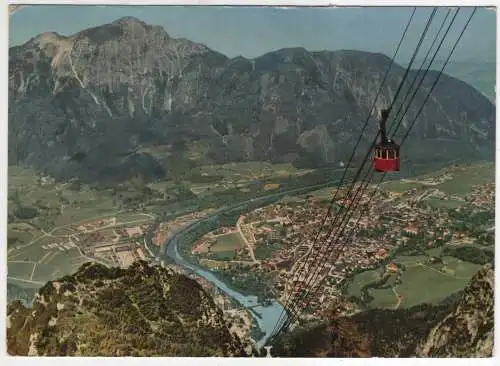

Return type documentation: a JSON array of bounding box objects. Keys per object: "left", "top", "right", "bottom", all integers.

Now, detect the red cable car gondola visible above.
[{"left": 373, "top": 109, "right": 400, "bottom": 173}]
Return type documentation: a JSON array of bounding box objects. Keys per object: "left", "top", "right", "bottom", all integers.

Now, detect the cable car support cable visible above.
[
  {"left": 387, "top": 8, "right": 455, "bottom": 136},
  {"left": 267, "top": 7, "right": 417, "bottom": 338},
  {"left": 279, "top": 13, "right": 472, "bottom": 334},
  {"left": 275, "top": 7, "right": 476, "bottom": 334},
  {"left": 274, "top": 7, "right": 472, "bottom": 336},
  {"left": 274, "top": 7, "right": 438, "bottom": 334},
  {"left": 388, "top": 7, "right": 463, "bottom": 138}
]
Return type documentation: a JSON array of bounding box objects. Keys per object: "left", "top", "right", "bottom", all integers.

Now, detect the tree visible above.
[
  {"left": 68, "top": 180, "right": 82, "bottom": 191},
  {"left": 130, "top": 174, "right": 146, "bottom": 192},
  {"left": 14, "top": 206, "right": 38, "bottom": 220}
]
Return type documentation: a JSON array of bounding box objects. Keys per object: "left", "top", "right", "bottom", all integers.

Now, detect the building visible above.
[
  {"left": 376, "top": 248, "right": 387, "bottom": 258},
  {"left": 386, "top": 262, "right": 400, "bottom": 273}
]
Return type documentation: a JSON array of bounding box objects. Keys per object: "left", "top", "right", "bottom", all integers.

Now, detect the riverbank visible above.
[
  {"left": 151, "top": 181, "right": 348, "bottom": 346},
  {"left": 150, "top": 176, "right": 374, "bottom": 347},
  {"left": 165, "top": 229, "right": 287, "bottom": 347}
]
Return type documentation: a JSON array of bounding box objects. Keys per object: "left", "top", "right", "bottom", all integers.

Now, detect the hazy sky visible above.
[{"left": 9, "top": 6, "right": 496, "bottom": 63}]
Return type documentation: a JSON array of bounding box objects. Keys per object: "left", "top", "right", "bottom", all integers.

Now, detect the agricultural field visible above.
[
  {"left": 114, "top": 212, "right": 154, "bottom": 224},
  {"left": 381, "top": 180, "right": 424, "bottom": 193},
  {"left": 7, "top": 277, "right": 42, "bottom": 291},
  {"left": 347, "top": 269, "right": 384, "bottom": 299},
  {"left": 212, "top": 251, "right": 237, "bottom": 261},
  {"left": 195, "top": 161, "right": 307, "bottom": 183},
  {"left": 45, "top": 247, "right": 92, "bottom": 271},
  {"left": 436, "top": 163, "right": 494, "bottom": 196},
  {"left": 8, "top": 168, "right": 120, "bottom": 233},
  {"left": 51, "top": 226, "right": 79, "bottom": 236},
  {"left": 347, "top": 249, "right": 481, "bottom": 310},
  {"left": 7, "top": 240, "right": 90, "bottom": 286},
  {"left": 391, "top": 255, "right": 428, "bottom": 265},
  {"left": 149, "top": 161, "right": 305, "bottom": 198},
  {"left": 31, "top": 263, "right": 63, "bottom": 284},
  {"left": 263, "top": 183, "right": 281, "bottom": 191},
  {"left": 425, "top": 247, "right": 445, "bottom": 257},
  {"left": 8, "top": 241, "right": 52, "bottom": 262},
  {"left": 255, "top": 242, "right": 281, "bottom": 260},
  {"left": 211, "top": 232, "right": 246, "bottom": 252},
  {"left": 190, "top": 183, "right": 219, "bottom": 195},
  {"left": 7, "top": 261, "right": 36, "bottom": 280},
  {"left": 438, "top": 256, "right": 482, "bottom": 278},
  {"left": 8, "top": 165, "right": 41, "bottom": 188},
  {"left": 397, "top": 258, "right": 480, "bottom": 308},
  {"left": 367, "top": 287, "right": 398, "bottom": 309},
  {"left": 8, "top": 222, "right": 43, "bottom": 247},
  {"left": 309, "top": 187, "right": 337, "bottom": 199},
  {"left": 51, "top": 202, "right": 118, "bottom": 227},
  {"left": 278, "top": 195, "right": 306, "bottom": 204},
  {"left": 7, "top": 166, "right": 157, "bottom": 301},
  {"left": 379, "top": 162, "right": 493, "bottom": 197},
  {"left": 424, "top": 197, "right": 462, "bottom": 209}
]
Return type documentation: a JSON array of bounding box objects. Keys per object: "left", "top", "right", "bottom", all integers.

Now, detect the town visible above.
[{"left": 189, "top": 164, "right": 495, "bottom": 318}]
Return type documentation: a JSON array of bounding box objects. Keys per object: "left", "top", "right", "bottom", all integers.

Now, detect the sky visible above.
[{"left": 8, "top": 5, "right": 496, "bottom": 63}]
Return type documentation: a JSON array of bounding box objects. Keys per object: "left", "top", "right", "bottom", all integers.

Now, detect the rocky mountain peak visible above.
[
  {"left": 111, "top": 16, "right": 148, "bottom": 27},
  {"left": 22, "top": 31, "right": 70, "bottom": 53},
  {"left": 33, "top": 31, "right": 63, "bottom": 43},
  {"left": 8, "top": 17, "right": 494, "bottom": 184}
]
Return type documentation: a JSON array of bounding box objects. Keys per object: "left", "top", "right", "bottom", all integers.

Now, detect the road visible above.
[
  {"left": 158, "top": 178, "right": 346, "bottom": 347},
  {"left": 12, "top": 212, "right": 153, "bottom": 251},
  {"left": 392, "top": 286, "right": 404, "bottom": 309},
  {"left": 159, "top": 178, "right": 343, "bottom": 262},
  {"left": 7, "top": 211, "right": 155, "bottom": 284},
  {"left": 17, "top": 210, "right": 127, "bottom": 249},
  {"left": 236, "top": 216, "right": 258, "bottom": 263}
]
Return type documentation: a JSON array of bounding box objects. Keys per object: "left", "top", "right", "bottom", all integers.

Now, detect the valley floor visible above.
[
  {"left": 187, "top": 163, "right": 494, "bottom": 318},
  {"left": 6, "top": 162, "right": 495, "bottom": 355}
]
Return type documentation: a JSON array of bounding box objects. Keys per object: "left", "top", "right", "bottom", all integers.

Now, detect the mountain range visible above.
[
  {"left": 8, "top": 16, "right": 495, "bottom": 184},
  {"left": 428, "top": 60, "right": 495, "bottom": 102}
]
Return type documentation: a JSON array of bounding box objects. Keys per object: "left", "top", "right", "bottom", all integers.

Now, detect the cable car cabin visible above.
[
  {"left": 373, "top": 108, "right": 400, "bottom": 173},
  {"left": 373, "top": 142, "right": 400, "bottom": 172}
]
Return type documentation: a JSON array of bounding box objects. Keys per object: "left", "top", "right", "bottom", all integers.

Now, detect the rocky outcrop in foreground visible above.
[
  {"left": 416, "top": 263, "right": 494, "bottom": 357},
  {"left": 7, "top": 261, "right": 248, "bottom": 356},
  {"left": 273, "top": 264, "right": 494, "bottom": 357}
]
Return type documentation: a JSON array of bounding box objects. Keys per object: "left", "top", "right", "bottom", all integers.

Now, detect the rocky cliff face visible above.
[
  {"left": 9, "top": 17, "right": 495, "bottom": 183},
  {"left": 273, "top": 264, "right": 494, "bottom": 357},
  {"left": 417, "top": 263, "right": 494, "bottom": 357},
  {"left": 7, "top": 261, "right": 247, "bottom": 356}
]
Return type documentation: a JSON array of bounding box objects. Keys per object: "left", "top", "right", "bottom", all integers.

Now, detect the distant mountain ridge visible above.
[
  {"left": 8, "top": 17, "right": 495, "bottom": 183},
  {"left": 412, "top": 58, "right": 495, "bottom": 102}
]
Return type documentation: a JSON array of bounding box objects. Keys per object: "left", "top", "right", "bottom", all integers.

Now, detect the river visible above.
[
  {"left": 164, "top": 227, "right": 286, "bottom": 347},
  {"left": 157, "top": 181, "right": 341, "bottom": 347}
]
